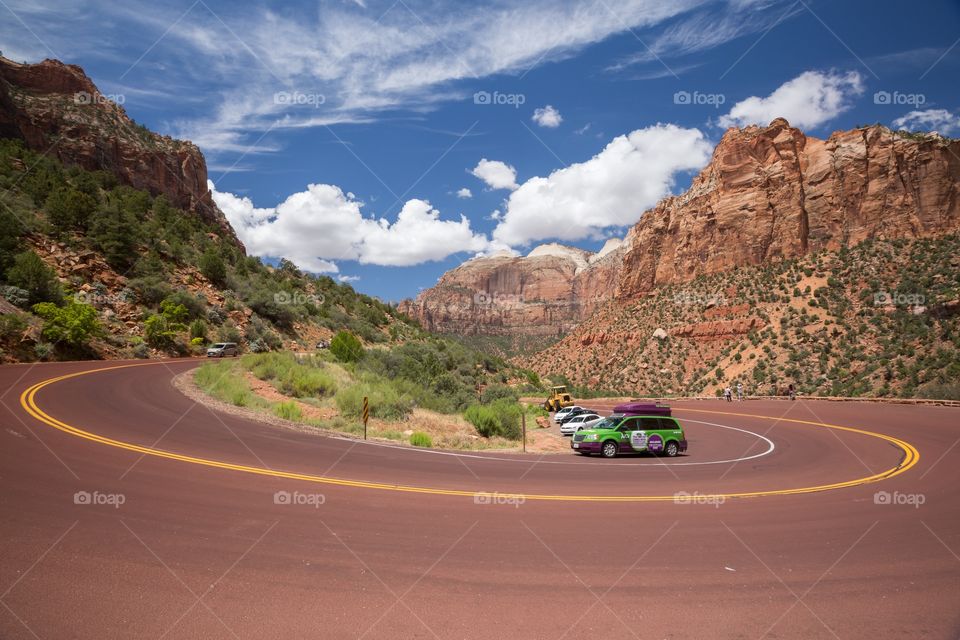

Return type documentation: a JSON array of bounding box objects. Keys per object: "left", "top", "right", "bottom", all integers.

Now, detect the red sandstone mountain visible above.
[
  {"left": 399, "top": 239, "right": 626, "bottom": 336},
  {"left": 616, "top": 118, "right": 960, "bottom": 297},
  {"left": 405, "top": 119, "right": 960, "bottom": 339},
  {"left": 0, "top": 56, "right": 239, "bottom": 245}
]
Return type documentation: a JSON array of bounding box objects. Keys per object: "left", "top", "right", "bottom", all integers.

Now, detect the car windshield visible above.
[
  {"left": 211, "top": 343, "right": 226, "bottom": 348},
  {"left": 590, "top": 417, "right": 619, "bottom": 430}
]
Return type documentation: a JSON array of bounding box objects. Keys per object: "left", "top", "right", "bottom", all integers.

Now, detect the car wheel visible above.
[
  {"left": 601, "top": 441, "right": 618, "bottom": 458},
  {"left": 664, "top": 441, "right": 679, "bottom": 457}
]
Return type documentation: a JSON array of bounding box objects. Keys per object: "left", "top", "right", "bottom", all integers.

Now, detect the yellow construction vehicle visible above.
[{"left": 542, "top": 385, "right": 574, "bottom": 412}]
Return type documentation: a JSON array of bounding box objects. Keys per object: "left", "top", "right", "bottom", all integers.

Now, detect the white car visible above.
[
  {"left": 560, "top": 413, "right": 601, "bottom": 435},
  {"left": 553, "top": 405, "right": 583, "bottom": 422}
]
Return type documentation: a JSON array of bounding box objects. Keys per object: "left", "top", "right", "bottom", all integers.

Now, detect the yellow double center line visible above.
[{"left": 20, "top": 362, "right": 920, "bottom": 502}]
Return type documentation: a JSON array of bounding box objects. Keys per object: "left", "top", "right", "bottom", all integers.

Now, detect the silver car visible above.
[
  {"left": 560, "top": 413, "right": 601, "bottom": 435},
  {"left": 206, "top": 342, "right": 239, "bottom": 357}
]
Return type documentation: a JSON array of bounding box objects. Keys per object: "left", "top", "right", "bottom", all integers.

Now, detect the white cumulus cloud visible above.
[
  {"left": 718, "top": 70, "right": 864, "bottom": 130},
  {"left": 456, "top": 187, "right": 473, "bottom": 199},
  {"left": 470, "top": 159, "right": 519, "bottom": 190},
  {"left": 892, "top": 108, "right": 960, "bottom": 136},
  {"left": 532, "top": 105, "right": 563, "bottom": 128},
  {"left": 210, "top": 181, "right": 490, "bottom": 271},
  {"left": 492, "top": 123, "right": 712, "bottom": 246}
]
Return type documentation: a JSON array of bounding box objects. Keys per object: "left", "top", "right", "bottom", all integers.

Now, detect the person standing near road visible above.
[
  {"left": 736, "top": 382, "right": 744, "bottom": 401},
  {"left": 788, "top": 383, "right": 796, "bottom": 401},
  {"left": 724, "top": 386, "right": 732, "bottom": 402}
]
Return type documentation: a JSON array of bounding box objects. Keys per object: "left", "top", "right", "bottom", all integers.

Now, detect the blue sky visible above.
[{"left": 2, "top": 0, "right": 959, "bottom": 301}]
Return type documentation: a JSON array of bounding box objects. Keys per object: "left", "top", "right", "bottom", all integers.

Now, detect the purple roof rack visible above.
[{"left": 612, "top": 402, "right": 672, "bottom": 416}]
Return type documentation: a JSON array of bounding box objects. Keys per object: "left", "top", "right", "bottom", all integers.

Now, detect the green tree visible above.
[
  {"left": 189, "top": 318, "right": 207, "bottom": 342},
  {"left": 199, "top": 249, "right": 227, "bottom": 287},
  {"left": 160, "top": 299, "right": 189, "bottom": 326},
  {"left": 5, "top": 251, "right": 62, "bottom": 305},
  {"left": 330, "top": 330, "right": 364, "bottom": 362},
  {"left": 144, "top": 314, "right": 178, "bottom": 348},
  {"left": 31, "top": 300, "right": 102, "bottom": 346},
  {"left": 89, "top": 202, "right": 138, "bottom": 271},
  {"left": 22, "top": 165, "right": 62, "bottom": 206},
  {"left": 45, "top": 187, "right": 96, "bottom": 233},
  {"left": 0, "top": 208, "right": 24, "bottom": 274}
]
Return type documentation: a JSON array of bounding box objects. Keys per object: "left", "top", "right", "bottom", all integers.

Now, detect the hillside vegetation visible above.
[
  {"left": 524, "top": 235, "right": 960, "bottom": 400},
  {"left": 0, "top": 138, "right": 419, "bottom": 361},
  {"left": 194, "top": 342, "right": 539, "bottom": 449}
]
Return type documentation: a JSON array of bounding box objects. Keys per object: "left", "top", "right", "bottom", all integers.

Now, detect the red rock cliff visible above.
[
  {"left": 0, "top": 56, "right": 240, "bottom": 245},
  {"left": 616, "top": 118, "right": 960, "bottom": 296},
  {"left": 399, "top": 241, "right": 626, "bottom": 336}
]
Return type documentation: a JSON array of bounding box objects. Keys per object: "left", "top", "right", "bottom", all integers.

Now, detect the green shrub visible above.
[
  {"left": 194, "top": 361, "right": 257, "bottom": 407},
  {"left": 464, "top": 398, "right": 521, "bottom": 439},
  {"left": 482, "top": 384, "right": 518, "bottom": 403},
  {"left": 160, "top": 299, "right": 189, "bottom": 325},
  {"left": 189, "top": 318, "right": 207, "bottom": 341},
  {"left": 243, "top": 352, "right": 337, "bottom": 398},
  {"left": 31, "top": 301, "right": 102, "bottom": 346},
  {"left": 34, "top": 342, "right": 54, "bottom": 360},
  {"left": 127, "top": 276, "right": 172, "bottom": 306},
  {"left": 330, "top": 330, "right": 364, "bottom": 362},
  {"left": 6, "top": 251, "right": 62, "bottom": 305},
  {"left": 1, "top": 286, "right": 29, "bottom": 308},
  {"left": 45, "top": 187, "right": 96, "bottom": 233},
  {"left": 0, "top": 313, "right": 28, "bottom": 339},
  {"left": 336, "top": 380, "right": 412, "bottom": 421},
  {"left": 217, "top": 324, "right": 242, "bottom": 344},
  {"left": 273, "top": 400, "right": 303, "bottom": 421},
  {"left": 0, "top": 207, "right": 25, "bottom": 274},
  {"left": 164, "top": 291, "right": 207, "bottom": 320},
  {"left": 409, "top": 431, "right": 432, "bottom": 447},
  {"left": 199, "top": 249, "right": 227, "bottom": 287},
  {"left": 144, "top": 314, "right": 178, "bottom": 348}
]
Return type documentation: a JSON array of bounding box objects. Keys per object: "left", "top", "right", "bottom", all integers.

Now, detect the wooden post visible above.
[
  {"left": 522, "top": 412, "right": 526, "bottom": 453},
  {"left": 362, "top": 396, "right": 369, "bottom": 440}
]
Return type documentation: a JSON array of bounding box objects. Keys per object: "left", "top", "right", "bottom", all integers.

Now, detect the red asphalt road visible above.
[{"left": 0, "top": 359, "right": 958, "bottom": 639}]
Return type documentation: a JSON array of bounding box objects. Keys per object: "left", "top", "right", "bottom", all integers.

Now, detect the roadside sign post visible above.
[
  {"left": 522, "top": 412, "right": 526, "bottom": 453},
  {"left": 362, "top": 396, "right": 369, "bottom": 440}
]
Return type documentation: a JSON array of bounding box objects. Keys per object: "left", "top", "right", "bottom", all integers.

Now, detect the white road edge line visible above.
[{"left": 325, "top": 418, "right": 776, "bottom": 467}]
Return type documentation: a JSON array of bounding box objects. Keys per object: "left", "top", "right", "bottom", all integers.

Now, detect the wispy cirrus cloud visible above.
[
  {"left": 607, "top": 0, "right": 802, "bottom": 72},
  {"left": 2, "top": 0, "right": 716, "bottom": 154}
]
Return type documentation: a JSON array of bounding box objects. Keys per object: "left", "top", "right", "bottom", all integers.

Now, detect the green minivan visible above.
[{"left": 571, "top": 414, "right": 688, "bottom": 458}]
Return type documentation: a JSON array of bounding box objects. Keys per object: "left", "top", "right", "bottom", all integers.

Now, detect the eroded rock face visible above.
[
  {"left": 399, "top": 241, "right": 627, "bottom": 336},
  {"left": 616, "top": 119, "right": 960, "bottom": 297},
  {"left": 405, "top": 119, "right": 960, "bottom": 339},
  {"left": 0, "top": 56, "right": 240, "bottom": 245}
]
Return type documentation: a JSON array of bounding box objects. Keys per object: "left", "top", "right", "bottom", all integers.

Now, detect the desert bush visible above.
[
  {"left": 32, "top": 301, "right": 102, "bottom": 346},
  {"left": 464, "top": 398, "right": 521, "bottom": 440},
  {"left": 336, "top": 378, "right": 413, "bottom": 421},
  {"left": 409, "top": 431, "right": 432, "bottom": 447},
  {"left": 0, "top": 313, "right": 28, "bottom": 340},
  {"left": 6, "top": 251, "right": 62, "bottom": 305},
  {"left": 195, "top": 361, "right": 258, "bottom": 407},
  {"left": 243, "top": 352, "right": 336, "bottom": 398},
  {"left": 273, "top": 400, "right": 303, "bottom": 421},
  {"left": 164, "top": 291, "right": 207, "bottom": 320},
  {"left": 199, "top": 249, "right": 227, "bottom": 287},
  {"left": 189, "top": 318, "right": 207, "bottom": 341},
  {"left": 144, "top": 314, "right": 178, "bottom": 348},
  {"left": 1, "top": 286, "right": 29, "bottom": 308},
  {"left": 331, "top": 330, "right": 364, "bottom": 362}
]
